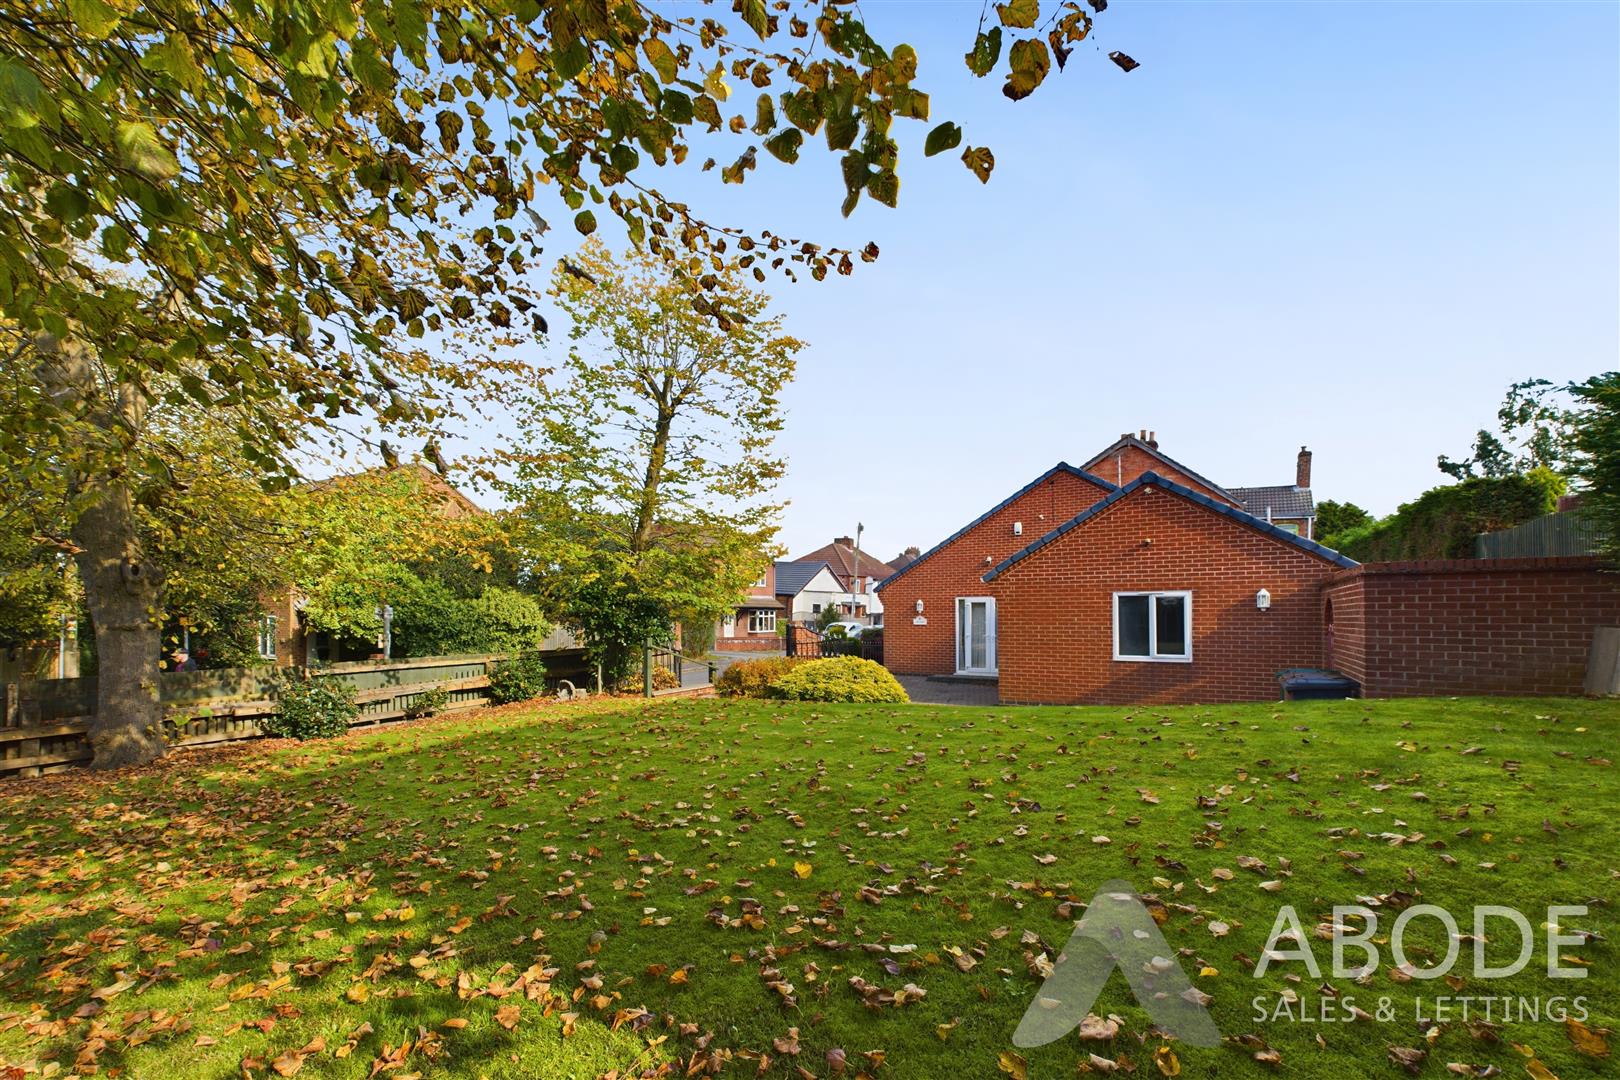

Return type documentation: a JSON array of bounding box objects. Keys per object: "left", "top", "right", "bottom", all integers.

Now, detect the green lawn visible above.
[{"left": 1, "top": 695, "right": 1615, "bottom": 1079}]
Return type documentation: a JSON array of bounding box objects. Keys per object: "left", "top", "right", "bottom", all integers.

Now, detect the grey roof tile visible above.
[
  {"left": 874, "top": 463, "right": 1118, "bottom": 591},
  {"left": 773, "top": 560, "right": 834, "bottom": 597},
  {"left": 1229, "top": 485, "right": 1315, "bottom": 519},
  {"left": 983, "top": 471, "right": 1357, "bottom": 582}
]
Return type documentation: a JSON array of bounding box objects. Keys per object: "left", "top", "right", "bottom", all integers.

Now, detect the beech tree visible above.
[{"left": 0, "top": 0, "right": 1126, "bottom": 765}]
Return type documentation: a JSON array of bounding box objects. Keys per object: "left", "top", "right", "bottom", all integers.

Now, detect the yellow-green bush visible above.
[
  {"left": 766, "top": 656, "right": 908, "bottom": 704},
  {"left": 715, "top": 656, "right": 810, "bottom": 698}
]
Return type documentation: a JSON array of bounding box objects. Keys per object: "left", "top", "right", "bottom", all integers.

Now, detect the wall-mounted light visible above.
[
  {"left": 1256, "top": 588, "right": 1271, "bottom": 611},
  {"left": 915, "top": 599, "right": 924, "bottom": 614}
]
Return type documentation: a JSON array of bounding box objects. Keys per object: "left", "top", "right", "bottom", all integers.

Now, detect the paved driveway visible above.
[{"left": 896, "top": 675, "right": 1000, "bottom": 707}]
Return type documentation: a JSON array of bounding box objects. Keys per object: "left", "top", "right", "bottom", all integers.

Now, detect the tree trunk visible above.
[
  {"left": 630, "top": 405, "right": 675, "bottom": 558},
  {"left": 73, "top": 475, "right": 166, "bottom": 769}
]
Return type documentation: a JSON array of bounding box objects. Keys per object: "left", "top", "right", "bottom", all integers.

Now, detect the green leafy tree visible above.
[
  {"left": 1566, "top": 371, "right": 1619, "bottom": 557},
  {"left": 1336, "top": 471, "right": 1565, "bottom": 562},
  {"left": 287, "top": 466, "right": 534, "bottom": 656},
  {"left": 0, "top": 0, "right": 1126, "bottom": 765},
  {"left": 3, "top": 341, "right": 295, "bottom": 752},
  {"left": 1314, "top": 499, "right": 1373, "bottom": 548},
  {"left": 1437, "top": 372, "right": 1617, "bottom": 556},
  {"left": 1439, "top": 378, "right": 1579, "bottom": 480},
  {"left": 505, "top": 243, "right": 800, "bottom": 679},
  {"left": 0, "top": 527, "right": 73, "bottom": 649}
]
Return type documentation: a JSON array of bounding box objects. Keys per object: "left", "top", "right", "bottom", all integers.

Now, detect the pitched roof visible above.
[
  {"left": 982, "top": 470, "right": 1358, "bottom": 582},
  {"left": 793, "top": 541, "right": 899, "bottom": 587},
  {"left": 1082, "top": 434, "right": 1242, "bottom": 506},
  {"left": 773, "top": 560, "right": 835, "bottom": 597},
  {"left": 304, "top": 463, "right": 485, "bottom": 518},
  {"left": 875, "top": 463, "right": 1119, "bottom": 591},
  {"left": 1229, "top": 485, "right": 1315, "bottom": 520}
]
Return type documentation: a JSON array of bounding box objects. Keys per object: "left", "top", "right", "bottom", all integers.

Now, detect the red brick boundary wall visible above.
[
  {"left": 1322, "top": 557, "right": 1620, "bottom": 697},
  {"left": 714, "top": 636, "right": 783, "bottom": 652},
  {"left": 785, "top": 624, "right": 819, "bottom": 656}
]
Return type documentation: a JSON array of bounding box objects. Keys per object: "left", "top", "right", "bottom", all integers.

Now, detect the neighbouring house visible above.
[
  {"left": 773, "top": 561, "right": 846, "bottom": 623},
  {"left": 1229, "top": 447, "right": 1317, "bottom": 539},
  {"left": 875, "top": 462, "right": 1118, "bottom": 677},
  {"left": 791, "top": 537, "right": 901, "bottom": 625},
  {"left": 715, "top": 562, "right": 785, "bottom": 651},
  {"left": 889, "top": 546, "right": 922, "bottom": 572}
]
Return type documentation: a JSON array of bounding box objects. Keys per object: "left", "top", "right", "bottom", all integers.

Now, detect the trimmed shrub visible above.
[
  {"left": 766, "top": 656, "right": 909, "bottom": 704},
  {"left": 404, "top": 685, "right": 451, "bottom": 719},
  {"left": 715, "top": 656, "right": 810, "bottom": 698},
  {"left": 488, "top": 650, "right": 548, "bottom": 704},
  {"left": 265, "top": 671, "right": 358, "bottom": 740},
  {"left": 391, "top": 580, "right": 552, "bottom": 659}
]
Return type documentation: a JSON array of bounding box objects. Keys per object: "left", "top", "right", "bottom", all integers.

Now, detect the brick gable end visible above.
[
  {"left": 994, "top": 485, "right": 1340, "bottom": 704},
  {"left": 881, "top": 469, "right": 1113, "bottom": 676}
]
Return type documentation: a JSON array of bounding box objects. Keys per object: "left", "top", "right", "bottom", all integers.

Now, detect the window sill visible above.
[{"left": 1113, "top": 655, "right": 1193, "bottom": 664}]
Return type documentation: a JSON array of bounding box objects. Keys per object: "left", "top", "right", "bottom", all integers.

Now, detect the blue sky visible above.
[{"left": 494, "top": 2, "right": 1620, "bottom": 563}]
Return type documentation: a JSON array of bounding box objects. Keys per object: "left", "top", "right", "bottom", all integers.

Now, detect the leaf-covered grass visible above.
[{"left": 1, "top": 695, "right": 1615, "bottom": 1079}]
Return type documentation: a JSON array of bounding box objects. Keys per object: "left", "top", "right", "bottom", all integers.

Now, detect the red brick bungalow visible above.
[
  {"left": 875, "top": 462, "right": 1118, "bottom": 677},
  {"left": 983, "top": 472, "right": 1356, "bottom": 704}
]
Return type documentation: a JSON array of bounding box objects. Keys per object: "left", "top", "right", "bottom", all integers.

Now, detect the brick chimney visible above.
[
  {"left": 834, "top": 535, "right": 853, "bottom": 548},
  {"left": 1296, "top": 446, "right": 1312, "bottom": 489},
  {"left": 903, "top": 545, "right": 920, "bottom": 557}
]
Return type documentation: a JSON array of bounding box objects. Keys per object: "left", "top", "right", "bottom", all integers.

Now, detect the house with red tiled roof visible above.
[{"left": 875, "top": 435, "right": 1344, "bottom": 702}]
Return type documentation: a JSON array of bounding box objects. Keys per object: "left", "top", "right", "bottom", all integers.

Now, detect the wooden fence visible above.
[
  {"left": 0, "top": 648, "right": 587, "bottom": 779},
  {"left": 1475, "top": 511, "right": 1608, "bottom": 559}
]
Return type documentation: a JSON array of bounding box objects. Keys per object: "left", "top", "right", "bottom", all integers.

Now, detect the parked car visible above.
[{"left": 822, "top": 621, "right": 866, "bottom": 639}]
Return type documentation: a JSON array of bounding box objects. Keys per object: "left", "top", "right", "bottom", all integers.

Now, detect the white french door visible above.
[{"left": 955, "top": 597, "right": 997, "bottom": 675}]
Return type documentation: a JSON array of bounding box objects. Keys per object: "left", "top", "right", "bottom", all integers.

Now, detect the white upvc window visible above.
[
  {"left": 257, "top": 615, "right": 278, "bottom": 660},
  {"left": 752, "top": 572, "right": 769, "bottom": 588},
  {"left": 1113, "top": 591, "right": 1192, "bottom": 662},
  {"left": 747, "top": 609, "right": 777, "bottom": 633}
]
